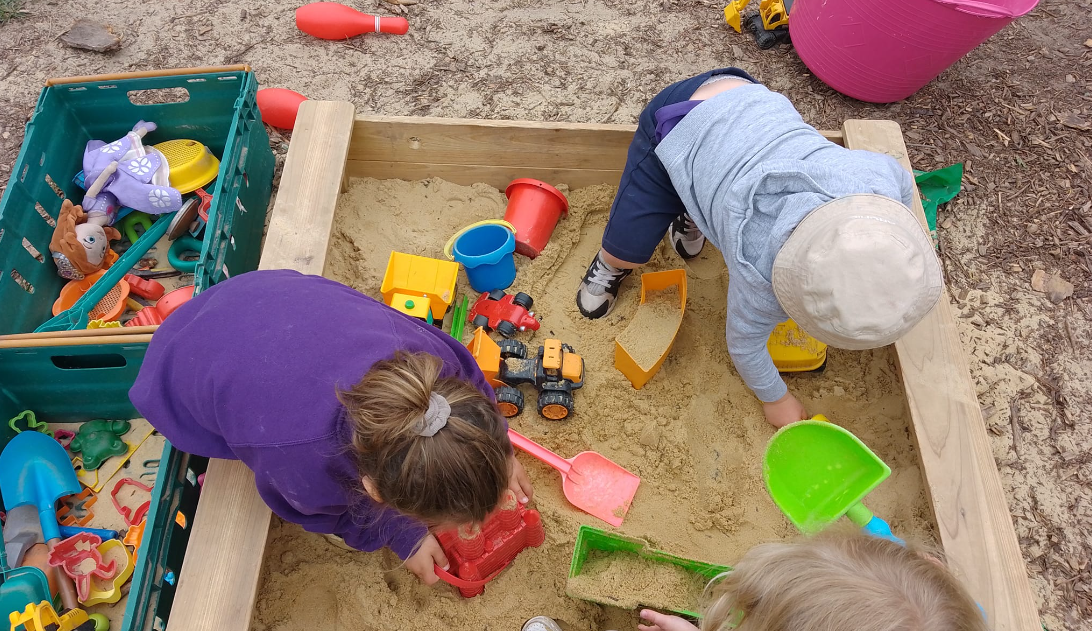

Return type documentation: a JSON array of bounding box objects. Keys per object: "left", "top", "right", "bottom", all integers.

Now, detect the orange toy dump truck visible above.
[{"left": 466, "top": 327, "right": 584, "bottom": 420}]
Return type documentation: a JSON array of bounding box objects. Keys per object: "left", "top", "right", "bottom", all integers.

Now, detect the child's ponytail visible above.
[{"left": 339, "top": 351, "right": 511, "bottom": 525}]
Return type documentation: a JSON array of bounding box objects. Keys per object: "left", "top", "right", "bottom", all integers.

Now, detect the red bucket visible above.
[{"left": 503, "top": 179, "right": 569, "bottom": 258}]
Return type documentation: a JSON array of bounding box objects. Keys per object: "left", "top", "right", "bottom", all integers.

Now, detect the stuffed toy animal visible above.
[{"left": 49, "top": 199, "right": 121, "bottom": 280}]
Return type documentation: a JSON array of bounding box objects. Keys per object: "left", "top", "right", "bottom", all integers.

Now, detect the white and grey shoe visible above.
[
  {"left": 576, "top": 252, "right": 632, "bottom": 319},
  {"left": 669, "top": 213, "right": 706, "bottom": 259},
  {"left": 522, "top": 617, "right": 564, "bottom": 631}
]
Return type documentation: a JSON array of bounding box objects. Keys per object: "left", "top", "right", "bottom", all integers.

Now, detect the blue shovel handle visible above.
[
  {"left": 861, "top": 515, "right": 905, "bottom": 546},
  {"left": 845, "top": 502, "right": 905, "bottom": 546}
]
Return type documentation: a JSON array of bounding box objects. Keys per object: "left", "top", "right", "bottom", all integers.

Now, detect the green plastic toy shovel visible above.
[{"left": 763, "top": 417, "right": 902, "bottom": 543}]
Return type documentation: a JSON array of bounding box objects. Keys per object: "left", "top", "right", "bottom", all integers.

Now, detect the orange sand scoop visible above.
[{"left": 614, "top": 269, "right": 687, "bottom": 389}]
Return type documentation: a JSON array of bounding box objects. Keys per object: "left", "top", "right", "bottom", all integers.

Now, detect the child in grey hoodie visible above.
[{"left": 576, "top": 69, "right": 942, "bottom": 426}]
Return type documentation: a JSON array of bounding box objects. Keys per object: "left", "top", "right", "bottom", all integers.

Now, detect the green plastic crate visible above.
[
  {"left": 0, "top": 66, "right": 274, "bottom": 335},
  {"left": 0, "top": 341, "right": 207, "bottom": 631},
  {"left": 568, "top": 525, "right": 731, "bottom": 618}
]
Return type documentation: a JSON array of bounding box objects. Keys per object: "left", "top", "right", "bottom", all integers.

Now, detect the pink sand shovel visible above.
[{"left": 508, "top": 430, "right": 640, "bottom": 527}]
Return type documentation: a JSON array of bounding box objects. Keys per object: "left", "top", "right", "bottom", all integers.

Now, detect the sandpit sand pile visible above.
[
  {"left": 253, "top": 177, "right": 935, "bottom": 631},
  {"left": 616, "top": 286, "right": 683, "bottom": 370},
  {"left": 566, "top": 550, "right": 707, "bottom": 613}
]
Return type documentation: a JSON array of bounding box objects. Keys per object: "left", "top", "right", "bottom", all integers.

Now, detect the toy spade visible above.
[
  {"left": 508, "top": 430, "right": 639, "bottom": 527},
  {"left": 0, "top": 431, "right": 83, "bottom": 609},
  {"left": 763, "top": 417, "right": 903, "bottom": 544}
]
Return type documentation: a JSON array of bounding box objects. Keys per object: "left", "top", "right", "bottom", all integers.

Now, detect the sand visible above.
[
  {"left": 254, "top": 177, "right": 934, "bottom": 631},
  {"left": 567, "top": 550, "right": 706, "bottom": 613},
  {"left": 616, "top": 286, "right": 683, "bottom": 370}
]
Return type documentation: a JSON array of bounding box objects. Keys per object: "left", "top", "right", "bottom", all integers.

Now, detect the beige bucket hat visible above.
[{"left": 772, "top": 194, "right": 943, "bottom": 350}]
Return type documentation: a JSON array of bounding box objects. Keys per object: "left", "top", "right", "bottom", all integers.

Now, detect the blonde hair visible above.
[
  {"left": 700, "top": 529, "right": 987, "bottom": 631},
  {"left": 339, "top": 351, "right": 511, "bottom": 525}
]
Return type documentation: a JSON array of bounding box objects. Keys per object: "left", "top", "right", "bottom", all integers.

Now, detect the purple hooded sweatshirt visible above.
[{"left": 129, "top": 270, "right": 495, "bottom": 559}]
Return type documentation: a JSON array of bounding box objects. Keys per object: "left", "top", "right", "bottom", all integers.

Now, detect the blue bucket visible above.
[{"left": 451, "top": 223, "right": 517, "bottom": 292}]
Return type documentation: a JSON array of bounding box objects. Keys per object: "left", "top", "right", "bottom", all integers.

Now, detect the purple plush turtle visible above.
[{"left": 82, "top": 120, "right": 183, "bottom": 224}]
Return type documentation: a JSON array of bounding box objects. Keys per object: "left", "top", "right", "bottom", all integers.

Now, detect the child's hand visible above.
[
  {"left": 509, "top": 454, "right": 534, "bottom": 504},
  {"left": 405, "top": 534, "right": 449, "bottom": 585},
  {"left": 638, "top": 610, "right": 700, "bottom": 631},
  {"left": 762, "top": 392, "right": 809, "bottom": 428}
]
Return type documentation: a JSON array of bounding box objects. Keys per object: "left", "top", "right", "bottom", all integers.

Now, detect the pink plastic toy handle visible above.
[
  {"left": 930, "top": 0, "right": 1020, "bottom": 18},
  {"left": 434, "top": 559, "right": 512, "bottom": 589},
  {"left": 508, "top": 430, "right": 571, "bottom": 475}
]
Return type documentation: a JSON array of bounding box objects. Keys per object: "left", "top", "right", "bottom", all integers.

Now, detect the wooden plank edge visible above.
[
  {"left": 259, "top": 100, "right": 356, "bottom": 275},
  {"left": 345, "top": 160, "right": 624, "bottom": 190},
  {"left": 842, "top": 119, "right": 1041, "bottom": 631},
  {"left": 0, "top": 325, "right": 159, "bottom": 342},
  {"left": 166, "top": 100, "right": 357, "bottom": 631},
  {"left": 0, "top": 334, "right": 153, "bottom": 349},
  {"left": 348, "top": 114, "right": 845, "bottom": 171},
  {"left": 351, "top": 113, "right": 843, "bottom": 143}
]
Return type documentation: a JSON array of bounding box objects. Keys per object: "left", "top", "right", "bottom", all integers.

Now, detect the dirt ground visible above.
[{"left": 1, "top": 0, "right": 1090, "bottom": 628}]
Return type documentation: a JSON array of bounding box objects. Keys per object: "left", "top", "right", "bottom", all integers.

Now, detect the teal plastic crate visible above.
[
  {"left": 0, "top": 66, "right": 274, "bottom": 335},
  {"left": 0, "top": 341, "right": 206, "bottom": 631}
]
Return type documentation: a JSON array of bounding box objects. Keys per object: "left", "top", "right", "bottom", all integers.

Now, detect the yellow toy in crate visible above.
[
  {"left": 380, "top": 252, "right": 459, "bottom": 322},
  {"left": 767, "top": 319, "right": 827, "bottom": 373}
]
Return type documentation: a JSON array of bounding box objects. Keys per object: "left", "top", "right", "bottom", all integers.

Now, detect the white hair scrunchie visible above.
[{"left": 415, "top": 392, "right": 451, "bottom": 437}]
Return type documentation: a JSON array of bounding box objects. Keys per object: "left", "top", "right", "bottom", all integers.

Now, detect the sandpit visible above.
[{"left": 251, "top": 177, "right": 935, "bottom": 631}]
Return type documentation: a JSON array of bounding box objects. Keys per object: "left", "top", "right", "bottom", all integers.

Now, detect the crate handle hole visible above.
[
  {"left": 0, "top": 228, "right": 5, "bottom": 247},
  {"left": 35, "top": 203, "right": 57, "bottom": 228},
  {"left": 127, "top": 87, "right": 190, "bottom": 106},
  {"left": 50, "top": 353, "right": 127, "bottom": 369},
  {"left": 22, "top": 237, "right": 44, "bottom": 263},
  {"left": 44, "top": 174, "right": 64, "bottom": 199},
  {"left": 9, "top": 269, "right": 34, "bottom": 294},
  {"left": 19, "top": 164, "right": 28, "bottom": 182},
  {"left": 39, "top": 153, "right": 46, "bottom": 167},
  {"left": 229, "top": 235, "right": 236, "bottom": 251}
]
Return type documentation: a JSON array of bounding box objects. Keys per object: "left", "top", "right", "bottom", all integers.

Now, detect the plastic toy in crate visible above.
[
  {"left": 0, "top": 65, "right": 275, "bottom": 336},
  {"left": 0, "top": 338, "right": 208, "bottom": 631},
  {"left": 434, "top": 490, "right": 545, "bottom": 597}
]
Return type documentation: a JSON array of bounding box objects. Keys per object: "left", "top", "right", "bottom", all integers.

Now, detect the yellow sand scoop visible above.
[{"left": 615, "top": 269, "right": 687, "bottom": 389}]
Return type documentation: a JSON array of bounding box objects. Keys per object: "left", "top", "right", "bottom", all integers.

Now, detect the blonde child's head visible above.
[
  {"left": 339, "top": 351, "right": 511, "bottom": 526},
  {"left": 772, "top": 194, "right": 943, "bottom": 350},
  {"left": 700, "top": 530, "right": 986, "bottom": 631}
]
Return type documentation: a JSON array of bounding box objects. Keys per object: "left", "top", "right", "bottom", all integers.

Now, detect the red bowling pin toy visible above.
[
  {"left": 296, "top": 2, "right": 410, "bottom": 39},
  {"left": 257, "top": 88, "right": 309, "bottom": 130}
]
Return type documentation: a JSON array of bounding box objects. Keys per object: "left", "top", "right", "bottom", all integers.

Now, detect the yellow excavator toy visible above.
[{"left": 724, "top": 0, "right": 793, "bottom": 50}]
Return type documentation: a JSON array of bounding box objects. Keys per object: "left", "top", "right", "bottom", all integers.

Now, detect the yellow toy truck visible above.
[
  {"left": 724, "top": 0, "right": 792, "bottom": 49},
  {"left": 380, "top": 252, "right": 459, "bottom": 323},
  {"left": 466, "top": 327, "right": 585, "bottom": 420}
]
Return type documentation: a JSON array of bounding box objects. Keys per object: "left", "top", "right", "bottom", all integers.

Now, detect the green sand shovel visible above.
[{"left": 763, "top": 417, "right": 903, "bottom": 543}]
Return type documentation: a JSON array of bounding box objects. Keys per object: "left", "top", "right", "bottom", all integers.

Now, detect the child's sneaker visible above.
[
  {"left": 669, "top": 213, "right": 706, "bottom": 259},
  {"left": 576, "top": 252, "right": 632, "bottom": 319},
  {"left": 522, "top": 617, "right": 563, "bottom": 631}
]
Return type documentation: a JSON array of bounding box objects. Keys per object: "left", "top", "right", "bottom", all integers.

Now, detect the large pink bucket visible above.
[{"left": 791, "top": 0, "right": 1038, "bottom": 103}]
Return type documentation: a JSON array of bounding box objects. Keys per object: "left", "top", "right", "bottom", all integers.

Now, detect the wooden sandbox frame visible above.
[{"left": 166, "top": 102, "right": 1042, "bottom": 631}]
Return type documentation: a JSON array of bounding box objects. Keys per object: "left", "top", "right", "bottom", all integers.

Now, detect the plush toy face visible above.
[{"left": 75, "top": 223, "right": 109, "bottom": 266}]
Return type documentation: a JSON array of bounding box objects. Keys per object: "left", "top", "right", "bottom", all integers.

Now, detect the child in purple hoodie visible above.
[{"left": 129, "top": 270, "right": 532, "bottom": 585}]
